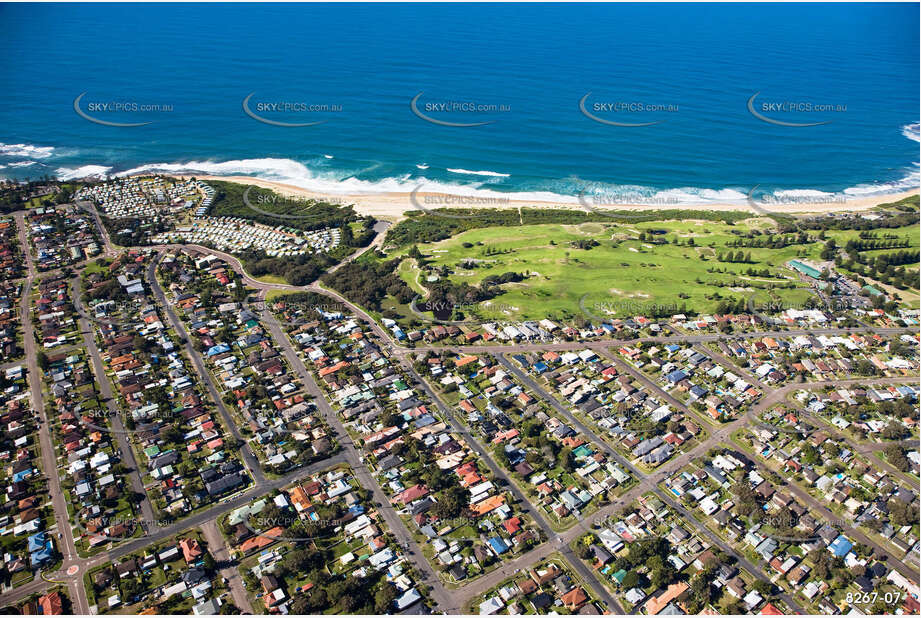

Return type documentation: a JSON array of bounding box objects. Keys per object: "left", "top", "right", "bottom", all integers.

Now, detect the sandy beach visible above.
[{"left": 169, "top": 174, "right": 919, "bottom": 221}]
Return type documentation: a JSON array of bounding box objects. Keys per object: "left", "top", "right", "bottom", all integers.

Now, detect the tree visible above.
[
  {"left": 622, "top": 570, "right": 639, "bottom": 589},
  {"left": 559, "top": 447, "right": 575, "bottom": 473},
  {"left": 374, "top": 583, "right": 398, "bottom": 613},
  {"left": 752, "top": 580, "right": 773, "bottom": 596},
  {"left": 883, "top": 445, "right": 910, "bottom": 472}
]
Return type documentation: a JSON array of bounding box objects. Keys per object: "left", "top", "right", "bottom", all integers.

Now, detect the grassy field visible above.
[
  {"left": 253, "top": 273, "right": 288, "bottom": 285},
  {"left": 390, "top": 219, "right": 798, "bottom": 320},
  {"left": 386, "top": 218, "right": 920, "bottom": 320}
]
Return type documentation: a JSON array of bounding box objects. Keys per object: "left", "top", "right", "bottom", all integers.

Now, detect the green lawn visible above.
[
  {"left": 389, "top": 219, "right": 806, "bottom": 320},
  {"left": 387, "top": 219, "right": 921, "bottom": 321},
  {"left": 254, "top": 273, "right": 288, "bottom": 285}
]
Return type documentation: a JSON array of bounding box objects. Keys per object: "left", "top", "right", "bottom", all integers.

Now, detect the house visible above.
[{"left": 645, "top": 582, "right": 689, "bottom": 615}]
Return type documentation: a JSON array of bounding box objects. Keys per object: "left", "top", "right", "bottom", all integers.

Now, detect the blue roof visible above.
[
  {"left": 206, "top": 343, "right": 230, "bottom": 356},
  {"left": 829, "top": 535, "right": 853, "bottom": 557},
  {"left": 27, "top": 532, "right": 47, "bottom": 552},
  {"left": 665, "top": 344, "right": 681, "bottom": 352},
  {"left": 30, "top": 541, "right": 53, "bottom": 563},
  {"left": 487, "top": 536, "right": 509, "bottom": 554},
  {"left": 534, "top": 362, "right": 548, "bottom": 374},
  {"left": 665, "top": 370, "right": 688, "bottom": 383}
]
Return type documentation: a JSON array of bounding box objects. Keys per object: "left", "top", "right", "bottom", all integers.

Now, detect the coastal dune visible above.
[{"left": 170, "top": 174, "right": 919, "bottom": 221}]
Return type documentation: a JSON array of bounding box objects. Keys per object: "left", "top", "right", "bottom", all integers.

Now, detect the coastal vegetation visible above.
[
  {"left": 384, "top": 207, "right": 757, "bottom": 246},
  {"left": 0, "top": 179, "right": 76, "bottom": 213},
  {"left": 206, "top": 179, "right": 368, "bottom": 234}
]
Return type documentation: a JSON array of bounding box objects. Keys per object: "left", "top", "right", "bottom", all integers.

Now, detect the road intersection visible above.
[{"left": 2, "top": 208, "right": 917, "bottom": 615}]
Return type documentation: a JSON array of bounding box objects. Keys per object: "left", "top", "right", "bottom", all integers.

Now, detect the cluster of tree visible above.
[
  {"left": 569, "top": 238, "right": 600, "bottom": 250},
  {"left": 637, "top": 230, "right": 668, "bottom": 244},
  {"left": 285, "top": 569, "right": 397, "bottom": 614},
  {"left": 100, "top": 215, "right": 170, "bottom": 247},
  {"left": 610, "top": 536, "right": 677, "bottom": 591},
  {"left": 806, "top": 548, "right": 853, "bottom": 588},
  {"left": 84, "top": 278, "right": 127, "bottom": 303},
  {"left": 385, "top": 208, "right": 754, "bottom": 246},
  {"left": 711, "top": 297, "right": 748, "bottom": 315},
  {"left": 0, "top": 179, "right": 70, "bottom": 213},
  {"left": 730, "top": 481, "right": 764, "bottom": 518},
  {"left": 480, "top": 245, "right": 514, "bottom": 256},
  {"left": 339, "top": 217, "right": 377, "bottom": 248},
  {"left": 240, "top": 248, "right": 337, "bottom": 286},
  {"left": 480, "top": 271, "right": 527, "bottom": 286},
  {"left": 819, "top": 239, "right": 838, "bottom": 260},
  {"left": 882, "top": 444, "right": 912, "bottom": 473},
  {"left": 724, "top": 232, "right": 812, "bottom": 249},
  {"left": 206, "top": 180, "right": 362, "bottom": 233},
  {"left": 794, "top": 199, "right": 919, "bottom": 232},
  {"left": 837, "top": 250, "right": 919, "bottom": 289},
  {"left": 417, "top": 272, "right": 523, "bottom": 322},
  {"left": 845, "top": 237, "right": 912, "bottom": 252},
  {"left": 321, "top": 256, "right": 413, "bottom": 311},
  {"left": 716, "top": 251, "right": 753, "bottom": 263}
]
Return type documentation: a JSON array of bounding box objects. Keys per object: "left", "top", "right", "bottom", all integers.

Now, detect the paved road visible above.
[
  {"left": 404, "top": 362, "right": 625, "bottom": 614},
  {"left": 0, "top": 452, "right": 352, "bottom": 610},
  {"left": 495, "top": 352, "right": 807, "bottom": 614},
  {"left": 595, "top": 347, "right": 718, "bottom": 430},
  {"left": 201, "top": 520, "right": 254, "bottom": 613},
  {"left": 7, "top": 221, "right": 918, "bottom": 613},
  {"left": 145, "top": 255, "right": 266, "bottom": 486},
  {"left": 76, "top": 199, "right": 117, "bottom": 257},
  {"left": 258, "top": 298, "right": 456, "bottom": 613},
  {"left": 72, "top": 279, "right": 160, "bottom": 537},
  {"left": 6, "top": 213, "right": 87, "bottom": 614}
]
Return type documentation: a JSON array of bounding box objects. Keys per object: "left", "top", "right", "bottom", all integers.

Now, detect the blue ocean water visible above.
[{"left": 0, "top": 3, "right": 918, "bottom": 204}]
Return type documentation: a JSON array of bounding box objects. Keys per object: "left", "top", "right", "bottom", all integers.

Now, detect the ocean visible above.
[{"left": 0, "top": 2, "right": 918, "bottom": 204}]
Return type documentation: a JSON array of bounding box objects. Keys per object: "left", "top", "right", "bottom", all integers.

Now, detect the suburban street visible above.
[
  {"left": 145, "top": 255, "right": 266, "bottom": 486},
  {"left": 72, "top": 279, "right": 160, "bottom": 538},
  {"left": 2, "top": 206, "right": 917, "bottom": 616},
  {"left": 403, "top": 362, "right": 625, "bottom": 614},
  {"left": 256, "top": 295, "right": 458, "bottom": 613}
]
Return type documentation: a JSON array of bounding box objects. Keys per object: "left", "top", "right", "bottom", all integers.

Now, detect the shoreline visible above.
[{"left": 166, "top": 173, "right": 919, "bottom": 221}]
